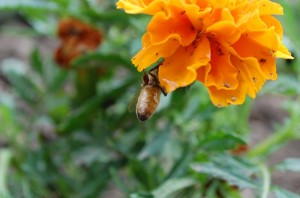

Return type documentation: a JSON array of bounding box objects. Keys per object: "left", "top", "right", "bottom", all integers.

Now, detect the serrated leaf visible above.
[
  {"left": 1, "top": 58, "right": 43, "bottom": 103},
  {"left": 5, "top": 71, "right": 40, "bottom": 103},
  {"left": 199, "top": 132, "right": 246, "bottom": 151},
  {"left": 152, "top": 178, "right": 197, "bottom": 198},
  {"left": 273, "top": 187, "right": 300, "bottom": 198},
  {"left": 276, "top": 158, "right": 300, "bottom": 172},
  {"left": 191, "top": 154, "right": 258, "bottom": 189},
  {"left": 192, "top": 163, "right": 256, "bottom": 189}
]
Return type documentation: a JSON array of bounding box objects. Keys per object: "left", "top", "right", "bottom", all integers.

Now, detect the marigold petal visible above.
[
  {"left": 231, "top": 56, "right": 266, "bottom": 98},
  {"left": 261, "top": 15, "right": 283, "bottom": 38},
  {"left": 212, "top": 7, "right": 235, "bottom": 23},
  {"left": 203, "top": 39, "right": 238, "bottom": 90},
  {"left": 207, "top": 82, "right": 247, "bottom": 107},
  {"left": 197, "top": 63, "right": 210, "bottom": 83},
  {"left": 275, "top": 42, "right": 294, "bottom": 59},
  {"left": 261, "top": 57, "right": 277, "bottom": 80},
  {"left": 210, "top": 0, "right": 236, "bottom": 9},
  {"left": 220, "top": 8, "right": 235, "bottom": 22},
  {"left": 116, "top": 0, "right": 165, "bottom": 15},
  {"left": 257, "top": 0, "right": 283, "bottom": 15},
  {"left": 147, "top": 6, "right": 197, "bottom": 46},
  {"left": 159, "top": 36, "right": 210, "bottom": 92},
  {"left": 231, "top": 1, "right": 255, "bottom": 23},
  {"left": 132, "top": 33, "right": 180, "bottom": 71},
  {"left": 230, "top": 35, "right": 276, "bottom": 80},
  {"left": 183, "top": 5, "right": 212, "bottom": 30},
  {"left": 206, "top": 21, "right": 240, "bottom": 44},
  {"left": 237, "top": 10, "right": 267, "bottom": 33},
  {"left": 206, "top": 56, "right": 266, "bottom": 107},
  {"left": 246, "top": 29, "right": 278, "bottom": 51}
]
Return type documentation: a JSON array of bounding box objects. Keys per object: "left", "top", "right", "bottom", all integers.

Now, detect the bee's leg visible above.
[
  {"left": 160, "top": 86, "right": 168, "bottom": 96},
  {"left": 148, "top": 69, "right": 158, "bottom": 78},
  {"left": 148, "top": 64, "right": 167, "bottom": 96},
  {"left": 149, "top": 66, "right": 158, "bottom": 73},
  {"left": 142, "top": 70, "right": 149, "bottom": 85}
]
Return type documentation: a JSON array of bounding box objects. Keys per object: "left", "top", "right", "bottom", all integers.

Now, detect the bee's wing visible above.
[{"left": 128, "top": 88, "right": 141, "bottom": 113}]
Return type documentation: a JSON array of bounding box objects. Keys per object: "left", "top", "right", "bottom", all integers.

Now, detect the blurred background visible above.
[{"left": 0, "top": 0, "right": 300, "bottom": 197}]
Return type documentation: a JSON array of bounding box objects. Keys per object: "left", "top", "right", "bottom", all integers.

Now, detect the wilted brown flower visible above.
[{"left": 55, "top": 18, "right": 103, "bottom": 68}]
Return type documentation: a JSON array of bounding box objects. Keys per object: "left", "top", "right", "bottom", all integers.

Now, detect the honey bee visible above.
[{"left": 129, "top": 65, "right": 167, "bottom": 121}]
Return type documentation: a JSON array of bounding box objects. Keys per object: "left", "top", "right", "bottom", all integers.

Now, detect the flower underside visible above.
[{"left": 117, "top": 0, "right": 293, "bottom": 107}]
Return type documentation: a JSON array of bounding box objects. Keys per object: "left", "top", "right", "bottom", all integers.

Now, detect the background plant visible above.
[{"left": 0, "top": 0, "right": 300, "bottom": 197}]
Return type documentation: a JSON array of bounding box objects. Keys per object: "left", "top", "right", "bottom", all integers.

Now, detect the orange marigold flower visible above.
[
  {"left": 117, "top": 0, "right": 293, "bottom": 106},
  {"left": 55, "top": 18, "right": 103, "bottom": 68}
]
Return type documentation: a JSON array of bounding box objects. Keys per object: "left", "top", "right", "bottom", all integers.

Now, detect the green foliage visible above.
[
  {"left": 192, "top": 154, "right": 258, "bottom": 189},
  {"left": 273, "top": 187, "right": 300, "bottom": 198},
  {"left": 0, "top": 0, "right": 300, "bottom": 197},
  {"left": 276, "top": 158, "right": 300, "bottom": 172}
]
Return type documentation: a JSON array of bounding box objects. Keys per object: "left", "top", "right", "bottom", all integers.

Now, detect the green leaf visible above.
[
  {"left": 0, "top": 0, "right": 59, "bottom": 12},
  {"left": 262, "top": 75, "right": 300, "bottom": 95},
  {"left": 164, "top": 144, "right": 193, "bottom": 181},
  {"left": 3, "top": 68, "right": 40, "bottom": 103},
  {"left": 30, "top": 49, "right": 43, "bottom": 76},
  {"left": 9, "top": 73, "right": 39, "bottom": 102},
  {"left": 130, "top": 192, "right": 153, "bottom": 198},
  {"left": 138, "top": 128, "right": 170, "bottom": 160},
  {"left": 151, "top": 178, "right": 197, "bottom": 198},
  {"left": 57, "top": 94, "right": 103, "bottom": 132},
  {"left": 48, "top": 70, "right": 68, "bottom": 92},
  {"left": 191, "top": 154, "right": 258, "bottom": 189},
  {"left": 273, "top": 187, "right": 300, "bottom": 198},
  {"left": 82, "top": 10, "right": 131, "bottom": 25},
  {"left": 71, "top": 52, "right": 133, "bottom": 71},
  {"left": 128, "top": 159, "right": 154, "bottom": 191},
  {"left": 276, "top": 158, "right": 300, "bottom": 172},
  {"left": 109, "top": 168, "right": 129, "bottom": 195},
  {"left": 58, "top": 77, "right": 135, "bottom": 132},
  {"left": 199, "top": 132, "right": 246, "bottom": 151}
]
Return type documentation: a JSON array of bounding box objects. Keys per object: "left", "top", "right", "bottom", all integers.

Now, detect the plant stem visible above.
[
  {"left": 247, "top": 120, "right": 294, "bottom": 159},
  {"left": 259, "top": 164, "right": 270, "bottom": 198},
  {"left": 0, "top": 149, "right": 11, "bottom": 198}
]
